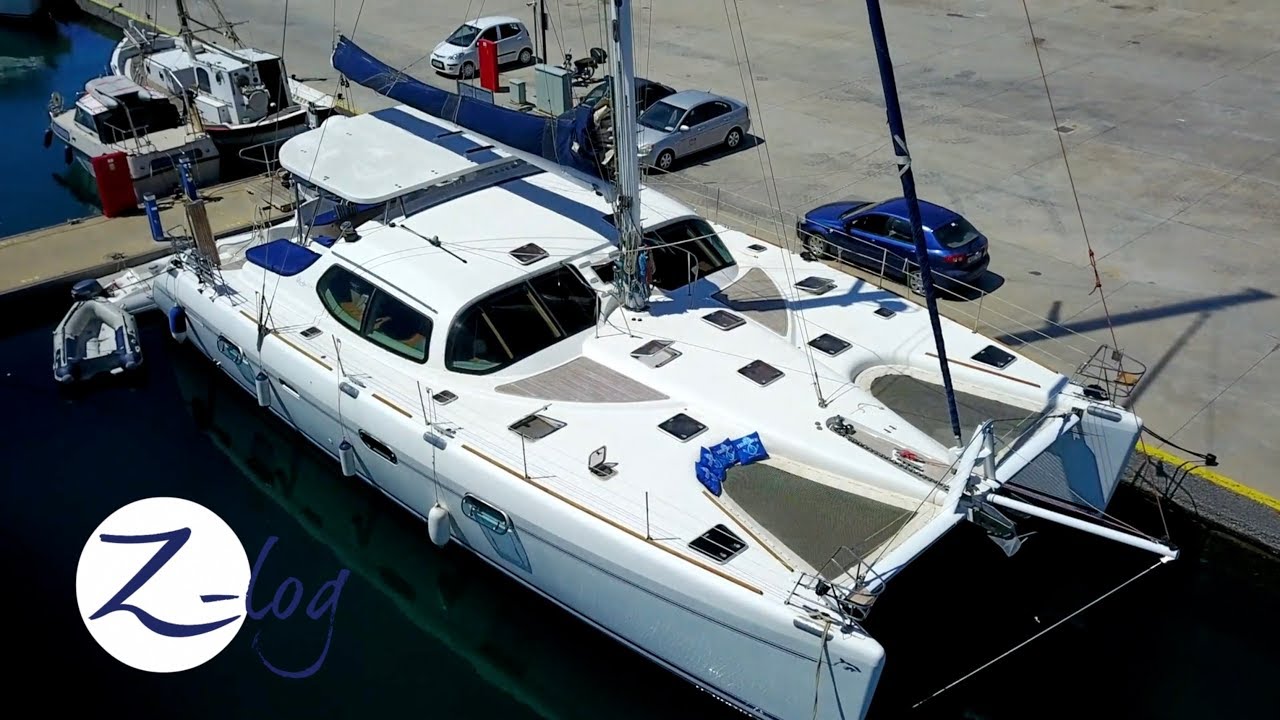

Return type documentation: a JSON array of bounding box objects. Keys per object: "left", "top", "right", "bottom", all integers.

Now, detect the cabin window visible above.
[
  {"left": 644, "top": 218, "right": 736, "bottom": 290},
  {"left": 74, "top": 108, "right": 96, "bottom": 132},
  {"left": 446, "top": 265, "right": 597, "bottom": 374},
  {"left": 365, "top": 289, "right": 431, "bottom": 362},
  {"left": 196, "top": 68, "right": 211, "bottom": 92},
  {"left": 316, "top": 266, "right": 433, "bottom": 363}
]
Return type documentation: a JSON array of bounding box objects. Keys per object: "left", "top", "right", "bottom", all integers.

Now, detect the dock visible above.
[{"left": 0, "top": 174, "right": 289, "bottom": 299}]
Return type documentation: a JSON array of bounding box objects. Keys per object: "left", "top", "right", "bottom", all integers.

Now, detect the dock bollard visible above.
[
  {"left": 177, "top": 154, "right": 198, "bottom": 201},
  {"left": 143, "top": 194, "right": 164, "bottom": 242}
]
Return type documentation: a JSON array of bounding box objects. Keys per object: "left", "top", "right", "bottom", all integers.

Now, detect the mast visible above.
[
  {"left": 604, "top": 0, "right": 649, "bottom": 311},
  {"left": 174, "top": 0, "right": 199, "bottom": 62},
  {"left": 864, "top": 0, "right": 962, "bottom": 447}
]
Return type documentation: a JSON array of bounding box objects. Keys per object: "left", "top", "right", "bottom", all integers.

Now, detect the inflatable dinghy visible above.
[{"left": 52, "top": 280, "right": 143, "bottom": 383}]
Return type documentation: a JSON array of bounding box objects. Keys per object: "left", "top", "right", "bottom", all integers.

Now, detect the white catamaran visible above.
[{"left": 104, "top": 1, "right": 1177, "bottom": 717}]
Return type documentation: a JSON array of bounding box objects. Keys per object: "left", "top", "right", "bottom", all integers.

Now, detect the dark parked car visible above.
[
  {"left": 796, "top": 197, "right": 990, "bottom": 294},
  {"left": 580, "top": 75, "right": 677, "bottom": 116}
]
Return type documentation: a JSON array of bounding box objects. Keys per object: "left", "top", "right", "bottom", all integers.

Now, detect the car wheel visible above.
[
  {"left": 460, "top": 62, "right": 476, "bottom": 79},
  {"left": 799, "top": 231, "right": 825, "bottom": 261},
  {"left": 518, "top": 47, "right": 533, "bottom": 64},
  {"left": 725, "top": 127, "right": 743, "bottom": 149},
  {"left": 907, "top": 269, "right": 924, "bottom": 295},
  {"left": 655, "top": 149, "right": 676, "bottom": 172}
]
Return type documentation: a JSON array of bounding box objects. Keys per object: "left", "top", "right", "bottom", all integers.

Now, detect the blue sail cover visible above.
[{"left": 332, "top": 35, "right": 603, "bottom": 180}]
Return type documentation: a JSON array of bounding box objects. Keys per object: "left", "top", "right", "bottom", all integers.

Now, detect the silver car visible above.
[
  {"left": 636, "top": 90, "right": 751, "bottom": 172},
  {"left": 430, "top": 16, "right": 534, "bottom": 79}
]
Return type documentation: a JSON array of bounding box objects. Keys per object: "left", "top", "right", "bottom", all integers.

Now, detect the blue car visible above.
[{"left": 796, "top": 197, "right": 990, "bottom": 294}]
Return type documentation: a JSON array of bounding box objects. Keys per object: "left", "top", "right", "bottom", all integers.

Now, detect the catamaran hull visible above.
[{"left": 152, "top": 270, "right": 885, "bottom": 720}]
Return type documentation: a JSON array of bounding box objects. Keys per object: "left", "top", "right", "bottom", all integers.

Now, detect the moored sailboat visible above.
[{"left": 92, "top": 2, "right": 1178, "bottom": 717}]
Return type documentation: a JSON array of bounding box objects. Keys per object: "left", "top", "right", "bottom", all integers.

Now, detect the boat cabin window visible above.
[
  {"left": 197, "top": 68, "right": 211, "bottom": 93},
  {"left": 643, "top": 218, "right": 736, "bottom": 291},
  {"left": 317, "top": 266, "right": 432, "bottom": 363},
  {"left": 74, "top": 108, "right": 96, "bottom": 132},
  {"left": 446, "top": 265, "right": 597, "bottom": 374}
]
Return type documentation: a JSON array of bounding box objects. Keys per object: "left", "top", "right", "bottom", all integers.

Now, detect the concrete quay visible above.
[{"left": 55, "top": 0, "right": 1280, "bottom": 545}]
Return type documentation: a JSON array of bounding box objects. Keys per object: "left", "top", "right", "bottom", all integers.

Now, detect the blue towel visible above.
[
  {"left": 733, "top": 432, "right": 769, "bottom": 465},
  {"left": 695, "top": 447, "right": 726, "bottom": 496}
]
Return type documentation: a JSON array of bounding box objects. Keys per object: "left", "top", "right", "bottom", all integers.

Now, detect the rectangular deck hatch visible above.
[
  {"left": 688, "top": 524, "right": 747, "bottom": 563},
  {"left": 972, "top": 345, "right": 1016, "bottom": 369},
  {"left": 808, "top": 333, "right": 851, "bottom": 357},
  {"left": 795, "top": 276, "right": 837, "bottom": 295},
  {"left": 510, "top": 243, "right": 549, "bottom": 265},
  {"left": 509, "top": 413, "right": 566, "bottom": 441},
  {"left": 702, "top": 310, "right": 745, "bottom": 331},
  {"left": 739, "top": 360, "right": 784, "bottom": 387},
  {"left": 631, "top": 339, "right": 681, "bottom": 368},
  {"left": 658, "top": 413, "right": 707, "bottom": 442}
]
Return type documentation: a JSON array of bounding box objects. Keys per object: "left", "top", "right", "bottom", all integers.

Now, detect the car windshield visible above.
[
  {"left": 932, "top": 217, "right": 982, "bottom": 248},
  {"left": 639, "top": 101, "right": 685, "bottom": 131},
  {"left": 582, "top": 81, "right": 609, "bottom": 107},
  {"left": 446, "top": 23, "right": 480, "bottom": 46}
]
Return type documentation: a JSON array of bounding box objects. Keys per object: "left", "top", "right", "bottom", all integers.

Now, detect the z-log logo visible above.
[{"left": 76, "top": 497, "right": 348, "bottom": 677}]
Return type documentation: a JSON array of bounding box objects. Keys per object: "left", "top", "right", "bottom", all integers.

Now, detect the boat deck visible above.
[
  {"left": 722, "top": 460, "right": 918, "bottom": 580},
  {"left": 868, "top": 374, "right": 1041, "bottom": 450}
]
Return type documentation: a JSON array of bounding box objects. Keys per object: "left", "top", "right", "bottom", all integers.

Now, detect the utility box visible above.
[{"left": 533, "top": 64, "right": 572, "bottom": 115}]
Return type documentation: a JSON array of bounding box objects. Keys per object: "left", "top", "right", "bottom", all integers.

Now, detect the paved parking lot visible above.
[{"left": 148, "top": 0, "right": 1279, "bottom": 504}]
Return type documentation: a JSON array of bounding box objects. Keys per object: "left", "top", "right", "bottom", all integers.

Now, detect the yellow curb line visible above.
[{"left": 1138, "top": 440, "right": 1280, "bottom": 513}]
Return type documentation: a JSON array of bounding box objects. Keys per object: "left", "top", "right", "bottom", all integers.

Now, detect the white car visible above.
[{"left": 430, "top": 16, "right": 534, "bottom": 79}]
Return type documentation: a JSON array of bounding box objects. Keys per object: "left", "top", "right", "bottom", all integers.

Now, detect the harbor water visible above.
[{"left": 2, "top": 16, "right": 1278, "bottom": 720}]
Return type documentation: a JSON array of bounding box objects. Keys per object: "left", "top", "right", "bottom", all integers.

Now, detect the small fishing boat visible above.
[{"left": 52, "top": 280, "right": 144, "bottom": 383}]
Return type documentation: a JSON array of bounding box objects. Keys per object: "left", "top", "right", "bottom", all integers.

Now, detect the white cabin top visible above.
[
  {"left": 146, "top": 45, "right": 278, "bottom": 75},
  {"left": 79, "top": 76, "right": 160, "bottom": 114},
  {"left": 279, "top": 108, "right": 518, "bottom": 203},
  {"left": 285, "top": 105, "right": 697, "bottom": 316}
]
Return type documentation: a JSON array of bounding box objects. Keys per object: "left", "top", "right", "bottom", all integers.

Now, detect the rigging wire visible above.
[
  {"left": 1019, "top": 0, "right": 1120, "bottom": 353},
  {"left": 912, "top": 557, "right": 1170, "bottom": 710},
  {"left": 721, "top": 0, "right": 827, "bottom": 407}
]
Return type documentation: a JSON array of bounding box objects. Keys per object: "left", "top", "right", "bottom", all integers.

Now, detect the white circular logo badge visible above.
[{"left": 76, "top": 497, "right": 251, "bottom": 673}]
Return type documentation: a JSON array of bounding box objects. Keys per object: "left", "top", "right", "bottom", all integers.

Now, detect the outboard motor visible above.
[{"left": 71, "top": 279, "right": 105, "bottom": 301}]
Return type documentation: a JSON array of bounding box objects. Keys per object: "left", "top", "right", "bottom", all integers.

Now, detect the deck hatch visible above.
[
  {"left": 873, "top": 306, "right": 896, "bottom": 318},
  {"left": 688, "top": 524, "right": 748, "bottom": 563},
  {"left": 972, "top": 345, "right": 1016, "bottom": 369},
  {"left": 808, "top": 333, "right": 851, "bottom": 357},
  {"left": 658, "top": 413, "right": 707, "bottom": 442},
  {"left": 739, "top": 360, "right": 784, "bottom": 387},
  {"left": 702, "top": 310, "right": 745, "bottom": 331},
  {"left": 509, "top": 412, "right": 566, "bottom": 441},
  {"left": 794, "top": 276, "right": 837, "bottom": 295},
  {"left": 631, "top": 339, "right": 682, "bottom": 369},
  {"left": 510, "top": 243, "right": 549, "bottom": 265}
]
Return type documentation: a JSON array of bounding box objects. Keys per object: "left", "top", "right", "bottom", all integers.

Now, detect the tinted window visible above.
[
  {"left": 446, "top": 266, "right": 597, "bottom": 374},
  {"left": 582, "top": 81, "right": 609, "bottom": 107},
  {"left": 885, "top": 217, "right": 914, "bottom": 241},
  {"left": 644, "top": 218, "right": 736, "bottom": 290},
  {"left": 500, "top": 23, "right": 522, "bottom": 39},
  {"left": 688, "top": 101, "right": 730, "bottom": 126},
  {"left": 447, "top": 24, "right": 480, "bottom": 46},
  {"left": 318, "top": 266, "right": 374, "bottom": 331},
  {"left": 639, "top": 100, "right": 685, "bottom": 131},
  {"left": 196, "top": 68, "right": 211, "bottom": 92},
  {"left": 849, "top": 213, "right": 889, "bottom": 236},
  {"left": 317, "top": 266, "right": 432, "bottom": 363},
  {"left": 932, "top": 217, "right": 982, "bottom": 249},
  {"left": 366, "top": 290, "right": 432, "bottom": 362},
  {"left": 480, "top": 26, "right": 500, "bottom": 42}
]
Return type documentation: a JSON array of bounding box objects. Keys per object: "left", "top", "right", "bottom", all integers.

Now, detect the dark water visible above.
[
  {"left": 0, "top": 17, "right": 119, "bottom": 238},
  {"left": 2, "top": 300, "right": 1278, "bottom": 720}
]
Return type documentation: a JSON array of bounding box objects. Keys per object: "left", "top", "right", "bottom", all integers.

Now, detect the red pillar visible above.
[{"left": 477, "top": 39, "right": 499, "bottom": 92}]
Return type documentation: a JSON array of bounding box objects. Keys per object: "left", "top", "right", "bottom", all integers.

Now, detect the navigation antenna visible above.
[{"left": 604, "top": 0, "right": 650, "bottom": 311}]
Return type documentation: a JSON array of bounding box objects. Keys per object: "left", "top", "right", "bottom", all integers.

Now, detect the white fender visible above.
[
  {"left": 427, "top": 503, "right": 450, "bottom": 548},
  {"left": 339, "top": 439, "right": 356, "bottom": 477},
  {"left": 254, "top": 372, "right": 271, "bottom": 407}
]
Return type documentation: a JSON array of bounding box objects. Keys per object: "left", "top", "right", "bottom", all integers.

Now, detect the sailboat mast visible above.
[
  {"left": 174, "top": 0, "right": 198, "bottom": 61},
  {"left": 605, "top": 0, "right": 649, "bottom": 311},
  {"left": 863, "top": 0, "right": 963, "bottom": 446}
]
